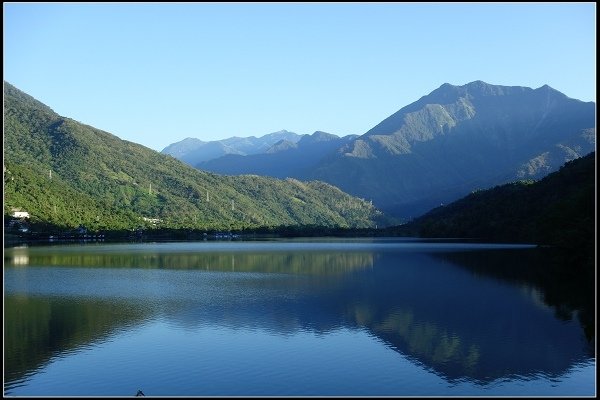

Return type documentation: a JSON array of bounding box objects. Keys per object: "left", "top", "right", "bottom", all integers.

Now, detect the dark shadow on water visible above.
[{"left": 4, "top": 241, "right": 595, "bottom": 391}]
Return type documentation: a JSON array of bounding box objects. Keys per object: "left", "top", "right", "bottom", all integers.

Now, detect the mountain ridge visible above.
[
  {"left": 196, "top": 131, "right": 357, "bottom": 179},
  {"left": 3, "top": 81, "right": 386, "bottom": 231},
  {"left": 160, "top": 80, "right": 594, "bottom": 220},
  {"left": 161, "top": 129, "right": 303, "bottom": 165},
  {"left": 308, "top": 80, "right": 595, "bottom": 218}
]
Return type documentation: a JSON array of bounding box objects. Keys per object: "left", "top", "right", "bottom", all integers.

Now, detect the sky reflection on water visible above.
[{"left": 4, "top": 239, "right": 595, "bottom": 396}]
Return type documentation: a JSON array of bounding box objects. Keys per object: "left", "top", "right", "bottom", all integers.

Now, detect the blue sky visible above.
[{"left": 4, "top": 2, "right": 596, "bottom": 151}]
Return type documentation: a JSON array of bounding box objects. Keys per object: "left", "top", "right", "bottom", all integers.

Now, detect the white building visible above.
[{"left": 12, "top": 211, "right": 30, "bottom": 219}]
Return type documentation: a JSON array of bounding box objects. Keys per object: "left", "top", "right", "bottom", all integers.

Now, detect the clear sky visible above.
[{"left": 3, "top": 2, "right": 596, "bottom": 151}]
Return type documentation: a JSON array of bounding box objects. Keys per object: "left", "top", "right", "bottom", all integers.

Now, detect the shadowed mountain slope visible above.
[
  {"left": 307, "top": 81, "right": 595, "bottom": 219},
  {"left": 197, "top": 131, "right": 357, "bottom": 178}
]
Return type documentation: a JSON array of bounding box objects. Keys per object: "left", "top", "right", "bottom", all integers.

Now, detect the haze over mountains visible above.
[
  {"left": 196, "top": 131, "right": 358, "bottom": 179},
  {"left": 161, "top": 130, "right": 303, "bottom": 166},
  {"left": 164, "top": 81, "right": 595, "bottom": 219}
]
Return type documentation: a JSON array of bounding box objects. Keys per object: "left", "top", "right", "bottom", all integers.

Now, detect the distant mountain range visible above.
[
  {"left": 161, "top": 130, "right": 303, "bottom": 166},
  {"left": 164, "top": 81, "right": 595, "bottom": 219},
  {"left": 311, "top": 81, "right": 595, "bottom": 218},
  {"left": 197, "top": 131, "right": 358, "bottom": 178},
  {"left": 3, "top": 82, "right": 385, "bottom": 231}
]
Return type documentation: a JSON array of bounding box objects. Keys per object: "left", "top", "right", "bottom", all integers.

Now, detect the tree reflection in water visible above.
[{"left": 4, "top": 241, "right": 594, "bottom": 389}]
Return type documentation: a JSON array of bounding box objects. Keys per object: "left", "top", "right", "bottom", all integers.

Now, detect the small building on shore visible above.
[{"left": 11, "top": 210, "right": 30, "bottom": 219}]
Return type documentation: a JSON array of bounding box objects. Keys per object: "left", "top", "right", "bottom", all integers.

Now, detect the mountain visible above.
[
  {"left": 3, "top": 81, "right": 385, "bottom": 231},
  {"left": 197, "top": 131, "right": 358, "bottom": 178},
  {"left": 395, "top": 152, "right": 595, "bottom": 251},
  {"left": 175, "top": 81, "right": 595, "bottom": 220},
  {"left": 159, "top": 137, "right": 208, "bottom": 160},
  {"left": 308, "top": 81, "right": 595, "bottom": 219},
  {"left": 266, "top": 139, "right": 298, "bottom": 154},
  {"left": 161, "top": 130, "right": 302, "bottom": 166}
]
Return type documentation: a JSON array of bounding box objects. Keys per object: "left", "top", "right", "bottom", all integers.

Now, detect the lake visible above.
[{"left": 3, "top": 238, "right": 595, "bottom": 396}]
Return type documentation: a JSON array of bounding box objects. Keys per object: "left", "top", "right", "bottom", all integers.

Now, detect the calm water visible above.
[{"left": 4, "top": 238, "right": 596, "bottom": 396}]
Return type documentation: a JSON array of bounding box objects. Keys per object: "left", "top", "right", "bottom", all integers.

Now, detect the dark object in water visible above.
[{"left": 136, "top": 389, "right": 145, "bottom": 396}]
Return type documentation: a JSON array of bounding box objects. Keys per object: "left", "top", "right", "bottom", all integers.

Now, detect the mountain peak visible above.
[
  {"left": 431, "top": 80, "right": 534, "bottom": 99},
  {"left": 161, "top": 137, "right": 206, "bottom": 154},
  {"left": 433, "top": 80, "right": 495, "bottom": 91},
  {"left": 261, "top": 130, "right": 300, "bottom": 140},
  {"left": 182, "top": 137, "right": 205, "bottom": 143},
  {"left": 455, "top": 80, "right": 529, "bottom": 97},
  {"left": 367, "top": 80, "right": 587, "bottom": 137},
  {"left": 312, "top": 131, "right": 338, "bottom": 138},
  {"left": 298, "top": 131, "right": 339, "bottom": 145},
  {"left": 535, "top": 84, "right": 569, "bottom": 99},
  {"left": 464, "top": 79, "right": 489, "bottom": 87}
]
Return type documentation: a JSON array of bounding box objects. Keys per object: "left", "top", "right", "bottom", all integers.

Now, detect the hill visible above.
[
  {"left": 395, "top": 152, "right": 596, "bottom": 250},
  {"left": 3, "top": 81, "right": 385, "bottom": 232}
]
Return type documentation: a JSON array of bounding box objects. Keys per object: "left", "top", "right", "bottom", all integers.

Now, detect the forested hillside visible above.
[
  {"left": 3, "top": 82, "right": 385, "bottom": 232},
  {"left": 397, "top": 152, "right": 596, "bottom": 250}
]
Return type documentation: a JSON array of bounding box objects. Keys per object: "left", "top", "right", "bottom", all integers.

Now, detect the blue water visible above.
[{"left": 4, "top": 239, "right": 596, "bottom": 396}]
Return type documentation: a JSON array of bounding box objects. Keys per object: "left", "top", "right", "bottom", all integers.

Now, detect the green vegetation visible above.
[
  {"left": 394, "top": 152, "right": 596, "bottom": 251},
  {"left": 3, "top": 81, "right": 386, "bottom": 233},
  {"left": 309, "top": 81, "right": 595, "bottom": 218}
]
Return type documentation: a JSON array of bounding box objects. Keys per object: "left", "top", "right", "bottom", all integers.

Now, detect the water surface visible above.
[{"left": 4, "top": 238, "right": 595, "bottom": 396}]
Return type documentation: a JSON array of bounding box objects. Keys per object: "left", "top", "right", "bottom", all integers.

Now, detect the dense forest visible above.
[
  {"left": 394, "top": 152, "right": 596, "bottom": 252},
  {"left": 3, "top": 81, "right": 386, "bottom": 234}
]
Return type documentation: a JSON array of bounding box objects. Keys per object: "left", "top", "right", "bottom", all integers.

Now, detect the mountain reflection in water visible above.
[{"left": 4, "top": 240, "right": 595, "bottom": 395}]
